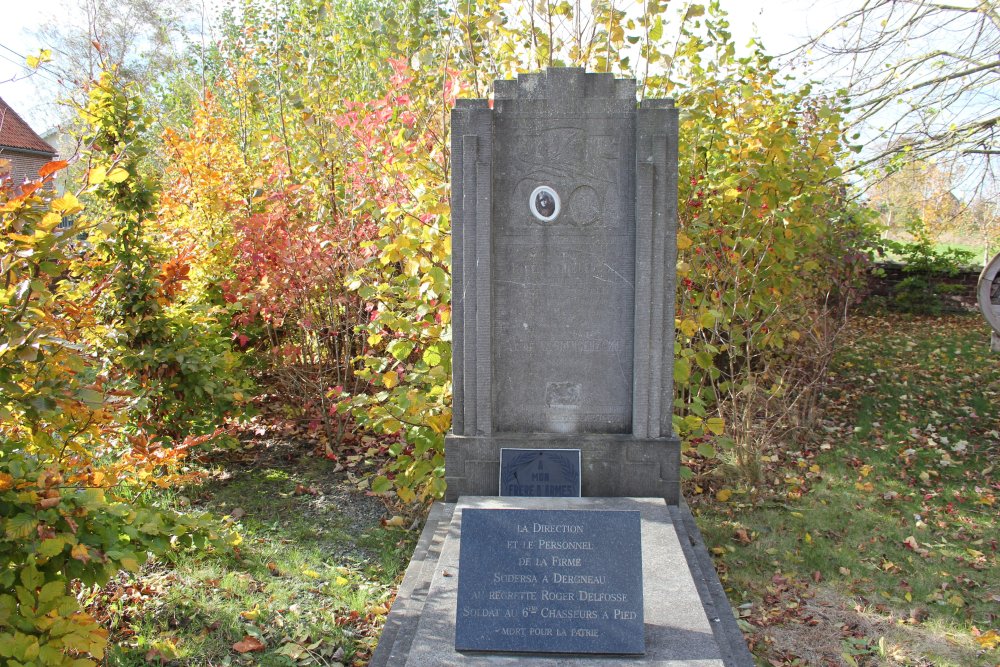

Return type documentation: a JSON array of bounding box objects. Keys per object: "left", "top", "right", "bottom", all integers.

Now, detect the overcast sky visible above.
[{"left": 0, "top": 0, "right": 842, "bottom": 135}]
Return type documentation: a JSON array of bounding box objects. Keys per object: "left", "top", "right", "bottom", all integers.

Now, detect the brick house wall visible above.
[
  {"left": 0, "top": 148, "right": 55, "bottom": 188},
  {"left": 0, "top": 96, "right": 57, "bottom": 192}
]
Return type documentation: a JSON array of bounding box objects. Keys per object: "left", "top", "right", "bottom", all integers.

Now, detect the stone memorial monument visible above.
[
  {"left": 978, "top": 252, "right": 1000, "bottom": 351},
  {"left": 445, "top": 67, "right": 680, "bottom": 502},
  {"left": 370, "top": 68, "right": 753, "bottom": 666}
]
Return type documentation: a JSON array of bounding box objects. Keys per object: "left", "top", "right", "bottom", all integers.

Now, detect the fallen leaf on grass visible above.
[
  {"left": 233, "top": 636, "right": 266, "bottom": 653},
  {"left": 240, "top": 604, "right": 261, "bottom": 620},
  {"left": 973, "top": 629, "right": 1000, "bottom": 649}
]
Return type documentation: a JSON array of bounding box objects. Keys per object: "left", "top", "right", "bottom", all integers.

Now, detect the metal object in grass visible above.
[{"left": 976, "top": 251, "right": 1000, "bottom": 351}]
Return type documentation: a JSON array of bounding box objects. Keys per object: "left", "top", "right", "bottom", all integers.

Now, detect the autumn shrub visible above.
[
  {"left": 144, "top": 0, "right": 877, "bottom": 501},
  {"left": 155, "top": 0, "right": 447, "bottom": 455},
  {"left": 224, "top": 173, "right": 375, "bottom": 449},
  {"left": 659, "top": 15, "right": 878, "bottom": 483},
  {"left": 0, "top": 70, "right": 250, "bottom": 665},
  {"left": 0, "top": 160, "right": 237, "bottom": 666},
  {"left": 79, "top": 72, "right": 251, "bottom": 441},
  {"left": 338, "top": 63, "right": 456, "bottom": 502},
  {"left": 155, "top": 0, "right": 456, "bottom": 482}
]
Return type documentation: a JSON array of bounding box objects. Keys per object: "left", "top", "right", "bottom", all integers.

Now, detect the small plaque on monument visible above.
[
  {"left": 455, "top": 508, "right": 644, "bottom": 655},
  {"left": 499, "top": 448, "right": 582, "bottom": 497}
]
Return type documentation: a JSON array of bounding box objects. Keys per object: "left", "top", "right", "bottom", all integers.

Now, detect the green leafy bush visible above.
[{"left": 881, "top": 238, "right": 975, "bottom": 314}]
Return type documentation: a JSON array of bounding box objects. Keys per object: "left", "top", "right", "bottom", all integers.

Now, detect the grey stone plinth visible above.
[
  {"left": 445, "top": 434, "right": 680, "bottom": 504},
  {"left": 370, "top": 497, "right": 754, "bottom": 666}
]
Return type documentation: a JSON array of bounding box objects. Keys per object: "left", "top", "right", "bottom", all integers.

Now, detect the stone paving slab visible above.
[{"left": 372, "top": 497, "right": 752, "bottom": 666}]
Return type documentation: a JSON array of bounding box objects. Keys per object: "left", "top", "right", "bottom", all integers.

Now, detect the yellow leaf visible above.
[
  {"left": 382, "top": 371, "right": 398, "bottom": 389},
  {"left": 705, "top": 417, "right": 725, "bottom": 435},
  {"left": 240, "top": 605, "right": 261, "bottom": 620},
  {"left": 384, "top": 515, "right": 406, "bottom": 528},
  {"left": 975, "top": 629, "right": 1000, "bottom": 649},
  {"left": 302, "top": 569, "right": 320, "bottom": 579},
  {"left": 723, "top": 187, "right": 740, "bottom": 199},
  {"left": 371, "top": 605, "right": 389, "bottom": 615},
  {"left": 70, "top": 544, "right": 90, "bottom": 563},
  {"left": 106, "top": 167, "right": 129, "bottom": 183},
  {"left": 52, "top": 192, "right": 83, "bottom": 215},
  {"left": 426, "top": 412, "right": 451, "bottom": 434},
  {"left": 88, "top": 166, "right": 106, "bottom": 186},
  {"left": 38, "top": 211, "right": 63, "bottom": 231},
  {"left": 335, "top": 576, "right": 349, "bottom": 586},
  {"left": 804, "top": 532, "right": 812, "bottom": 544},
  {"left": 678, "top": 319, "right": 699, "bottom": 337},
  {"left": 715, "top": 488, "right": 732, "bottom": 502},
  {"left": 0, "top": 472, "right": 13, "bottom": 491},
  {"left": 676, "top": 232, "right": 693, "bottom": 250}
]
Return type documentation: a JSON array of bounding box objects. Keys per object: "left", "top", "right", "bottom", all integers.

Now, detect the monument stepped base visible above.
[
  {"left": 371, "top": 497, "right": 754, "bottom": 666},
  {"left": 445, "top": 434, "right": 681, "bottom": 504}
]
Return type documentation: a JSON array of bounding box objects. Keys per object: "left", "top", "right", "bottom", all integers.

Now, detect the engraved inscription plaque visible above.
[
  {"left": 455, "top": 508, "right": 644, "bottom": 654},
  {"left": 499, "top": 448, "right": 582, "bottom": 497}
]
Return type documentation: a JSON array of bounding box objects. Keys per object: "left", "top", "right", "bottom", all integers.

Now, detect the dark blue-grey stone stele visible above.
[
  {"left": 447, "top": 67, "right": 681, "bottom": 504},
  {"left": 456, "top": 509, "right": 644, "bottom": 654},
  {"left": 499, "top": 448, "right": 581, "bottom": 497}
]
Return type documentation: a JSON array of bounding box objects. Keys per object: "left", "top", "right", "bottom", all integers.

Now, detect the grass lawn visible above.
[
  {"left": 95, "top": 436, "right": 416, "bottom": 666},
  {"left": 693, "top": 313, "right": 1000, "bottom": 666}
]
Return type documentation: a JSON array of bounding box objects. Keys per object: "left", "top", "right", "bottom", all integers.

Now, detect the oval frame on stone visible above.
[
  {"left": 977, "top": 251, "right": 1000, "bottom": 335},
  {"left": 529, "top": 185, "right": 561, "bottom": 222}
]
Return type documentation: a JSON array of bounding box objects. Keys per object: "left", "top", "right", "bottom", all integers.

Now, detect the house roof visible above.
[{"left": 0, "top": 97, "right": 56, "bottom": 155}]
